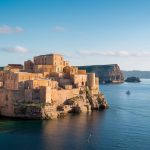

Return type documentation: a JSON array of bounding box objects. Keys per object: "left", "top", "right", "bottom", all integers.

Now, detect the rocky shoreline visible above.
[{"left": 7, "top": 90, "right": 108, "bottom": 120}]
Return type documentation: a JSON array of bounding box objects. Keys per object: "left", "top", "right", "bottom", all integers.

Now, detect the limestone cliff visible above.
[
  {"left": 11, "top": 89, "right": 108, "bottom": 120},
  {"left": 78, "top": 64, "right": 124, "bottom": 84}
]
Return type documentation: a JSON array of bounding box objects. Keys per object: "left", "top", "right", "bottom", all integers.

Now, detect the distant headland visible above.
[
  {"left": 0, "top": 54, "right": 108, "bottom": 119},
  {"left": 78, "top": 64, "right": 124, "bottom": 84},
  {"left": 123, "top": 70, "right": 150, "bottom": 79}
]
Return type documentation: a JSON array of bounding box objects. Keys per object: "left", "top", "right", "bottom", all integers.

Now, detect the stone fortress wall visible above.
[{"left": 0, "top": 53, "right": 102, "bottom": 119}]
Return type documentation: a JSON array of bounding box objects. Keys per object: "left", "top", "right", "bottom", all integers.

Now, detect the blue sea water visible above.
[{"left": 0, "top": 79, "right": 150, "bottom": 150}]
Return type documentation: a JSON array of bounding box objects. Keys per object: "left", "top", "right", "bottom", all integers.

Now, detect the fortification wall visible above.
[
  {"left": 87, "top": 73, "right": 96, "bottom": 89},
  {"left": 78, "top": 70, "right": 86, "bottom": 75},
  {"left": 51, "top": 88, "right": 79, "bottom": 104},
  {"left": 0, "top": 89, "right": 25, "bottom": 117},
  {"left": 34, "top": 65, "right": 54, "bottom": 73},
  {"left": 40, "top": 86, "right": 52, "bottom": 103},
  {"left": 71, "top": 74, "right": 87, "bottom": 87}
]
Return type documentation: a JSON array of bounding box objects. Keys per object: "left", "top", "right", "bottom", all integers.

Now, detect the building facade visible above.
[{"left": 0, "top": 53, "right": 101, "bottom": 119}]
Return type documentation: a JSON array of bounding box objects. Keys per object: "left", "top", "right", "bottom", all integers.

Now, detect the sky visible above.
[{"left": 0, "top": 0, "right": 150, "bottom": 70}]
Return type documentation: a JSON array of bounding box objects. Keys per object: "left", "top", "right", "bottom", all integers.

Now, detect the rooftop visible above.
[{"left": 34, "top": 53, "right": 63, "bottom": 58}]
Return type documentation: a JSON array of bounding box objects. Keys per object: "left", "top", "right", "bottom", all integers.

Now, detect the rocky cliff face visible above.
[
  {"left": 12, "top": 88, "right": 108, "bottom": 120},
  {"left": 78, "top": 64, "right": 124, "bottom": 84},
  {"left": 42, "top": 90, "right": 108, "bottom": 119}
]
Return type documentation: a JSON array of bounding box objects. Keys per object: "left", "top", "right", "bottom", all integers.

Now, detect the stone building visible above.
[{"left": 0, "top": 53, "right": 107, "bottom": 119}]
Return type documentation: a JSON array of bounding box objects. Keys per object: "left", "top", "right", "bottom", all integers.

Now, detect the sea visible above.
[{"left": 0, "top": 79, "right": 150, "bottom": 150}]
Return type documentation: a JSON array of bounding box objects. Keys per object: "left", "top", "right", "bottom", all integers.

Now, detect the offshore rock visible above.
[{"left": 125, "top": 77, "right": 141, "bottom": 83}]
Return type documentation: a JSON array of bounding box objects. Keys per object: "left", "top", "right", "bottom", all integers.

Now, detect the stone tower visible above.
[{"left": 87, "top": 73, "right": 96, "bottom": 90}]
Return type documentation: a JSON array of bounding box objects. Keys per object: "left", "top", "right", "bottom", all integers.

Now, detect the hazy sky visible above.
[{"left": 0, "top": 0, "right": 150, "bottom": 70}]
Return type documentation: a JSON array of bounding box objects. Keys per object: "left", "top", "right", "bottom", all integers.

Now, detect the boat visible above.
[{"left": 126, "top": 90, "right": 131, "bottom": 95}]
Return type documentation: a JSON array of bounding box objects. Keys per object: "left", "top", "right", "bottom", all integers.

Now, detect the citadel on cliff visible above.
[{"left": 0, "top": 54, "right": 107, "bottom": 119}]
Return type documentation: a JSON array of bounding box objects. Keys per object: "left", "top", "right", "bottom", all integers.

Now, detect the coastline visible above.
[{"left": 0, "top": 54, "right": 108, "bottom": 120}]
